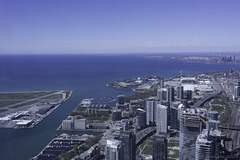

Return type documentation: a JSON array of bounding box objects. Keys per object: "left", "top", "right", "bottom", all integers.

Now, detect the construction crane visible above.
[{"left": 199, "top": 116, "right": 207, "bottom": 125}]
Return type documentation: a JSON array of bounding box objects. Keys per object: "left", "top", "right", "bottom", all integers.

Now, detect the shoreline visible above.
[
  {"left": 0, "top": 90, "right": 73, "bottom": 129},
  {"left": 30, "top": 90, "right": 73, "bottom": 129}
]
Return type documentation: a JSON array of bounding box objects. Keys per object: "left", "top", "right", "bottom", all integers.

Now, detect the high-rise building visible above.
[
  {"left": 186, "top": 90, "right": 192, "bottom": 100},
  {"left": 117, "top": 95, "right": 125, "bottom": 105},
  {"left": 158, "top": 87, "right": 174, "bottom": 102},
  {"left": 120, "top": 130, "right": 136, "bottom": 160},
  {"left": 157, "top": 88, "right": 168, "bottom": 101},
  {"left": 156, "top": 104, "right": 168, "bottom": 134},
  {"left": 177, "top": 85, "right": 184, "bottom": 99},
  {"left": 154, "top": 100, "right": 161, "bottom": 122},
  {"left": 153, "top": 134, "right": 167, "bottom": 160},
  {"left": 168, "top": 86, "right": 175, "bottom": 102},
  {"left": 195, "top": 129, "right": 222, "bottom": 160},
  {"left": 207, "top": 111, "right": 219, "bottom": 121},
  {"left": 136, "top": 108, "right": 146, "bottom": 130},
  {"left": 161, "top": 101, "right": 170, "bottom": 125},
  {"left": 146, "top": 98, "right": 154, "bottom": 125},
  {"left": 207, "top": 120, "right": 219, "bottom": 130},
  {"left": 159, "top": 78, "right": 164, "bottom": 88},
  {"left": 233, "top": 83, "right": 240, "bottom": 101},
  {"left": 129, "top": 100, "right": 140, "bottom": 112},
  {"left": 146, "top": 98, "right": 160, "bottom": 125},
  {"left": 195, "top": 131, "right": 212, "bottom": 160},
  {"left": 178, "top": 103, "right": 185, "bottom": 121},
  {"left": 179, "top": 108, "right": 204, "bottom": 160},
  {"left": 170, "top": 106, "right": 179, "bottom": 130},
  {"left": 105, "top": 139, "right": 122, "bottom": 160},
  {"left": 207, "top": 111, "right": 219, "bottom": 130},
  {"left": 112, "top": 109, "right": 122, "bottom": 121},
  {"left": 117, "top": 95, "right": 128, "bottom": 110}
]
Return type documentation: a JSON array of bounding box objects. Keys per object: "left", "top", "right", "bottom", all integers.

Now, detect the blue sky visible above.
[{"left": 1, "top": 0, "right": 240, "bottom": 54}]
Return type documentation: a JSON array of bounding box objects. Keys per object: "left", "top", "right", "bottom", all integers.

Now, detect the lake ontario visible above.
[{"left": 1, "top": 54, "right": 240, "bottom": 160}]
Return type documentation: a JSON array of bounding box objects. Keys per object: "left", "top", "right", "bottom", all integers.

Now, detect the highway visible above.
[
  {"left": 190, "top": 74, "right": 240, "bottom": 149},
  {"left": 136, "top": 127, "right": 156, "bottom": 145},
  {"left": 226, "top": 101, "right": 240, "bottom": 150},
  {"left": 192, "top": 75, "right": 222, "bottom": 108}
]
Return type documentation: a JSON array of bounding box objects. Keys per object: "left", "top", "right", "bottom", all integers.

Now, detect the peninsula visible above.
[{"left": 0, "top": 90, "right": 72, "bottom": 129}]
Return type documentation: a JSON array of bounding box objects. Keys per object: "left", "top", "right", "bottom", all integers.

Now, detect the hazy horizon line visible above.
[{"left": 1, "top": 51, "right": 240, "bottom": 56}]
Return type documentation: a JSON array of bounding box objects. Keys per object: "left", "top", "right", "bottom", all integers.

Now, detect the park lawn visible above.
[{"left": 142, "top": 145, "right": 153, "bottom": 155}]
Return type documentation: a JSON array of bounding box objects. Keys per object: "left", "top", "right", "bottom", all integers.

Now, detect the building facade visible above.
[
  {"left": 153, "top": 134, "right": 167, "bottom": 160},
  {"left": 177, "top": 85, "right": 184, "bottom": 99},
  {"left": 179, "top": 108, "right": 203, "bottom": 160},
  {"left": 136, "top": 108, "right": 146, "bottom": 130},
  {"left": 105, "top": 139, "right": 122, "bottom": 160},
  {"left": 146, "top": 98, "right": 160, "bottom": 125},
  {"left": 120, "top": 130, "right": 136, "bottom": 160},
  {"left": 156, "top": 104, "right": 168, "bottom": 134}
]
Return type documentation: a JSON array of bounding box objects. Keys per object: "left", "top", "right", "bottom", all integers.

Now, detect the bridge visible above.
[
  {"left": 136, "top": 127, "right": 156, "bottom": 145},
  {"left": 220, "top": 125, "right": 240, "bottom": 131},
  {"left": 192, "top": 90, "right": 222, "bottom": 108}
]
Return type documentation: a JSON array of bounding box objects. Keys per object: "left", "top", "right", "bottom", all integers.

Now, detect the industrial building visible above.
[{"left": 61, "top": 116, "right": 86, "bottom": 130}]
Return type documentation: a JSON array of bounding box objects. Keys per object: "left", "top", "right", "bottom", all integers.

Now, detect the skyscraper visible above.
[
  {"left": 146, "top": 98, "right": 160, "bottom": 125},
  {"left": 195, "top": 129, "right": 222, "bottom": 160},
  {"left": 233, "top": 82, "right": 240, "bottom": 101},
  {"left": 170, "top": 106, "right": 179, "bottom": 130},
  {"left": 167, "top": 86, "right": 175, "bottom": 102},
  {"left": 177, "top": 85, "right": 184, "bottom": 99},
  {"left": 136, "top": 108, "right": 146, "bottom": 130},
  {"left": 117, "top": 95, "right": 127, "bottom": 110},
  {"left": 120, "top": 130, "right": 136, "bottom": 160},
  {"left": 105, "top": 139, "right": 122, "bottom": 160},
  {"left": 207, "top": 111, "right": 219, "bottom": 121},
  {"left": 159, "top": 78, "right": 164, "bottom": 88},
  {"left": 157, "top": 88, "right": 168, "bottom": 101},
  {"left": 146, "top": 98, "right": 154, "bottom": 125},
  {"left": 207, "top": 111, "right": 219, "bottom": 130},
  {"left": 117, "top": 95, "right": 125, "bottom": 105},
  {"left": 156, "top": 104, "right": 168, "bottom": 134},
  {"left": 179, "top": 108, "right": 204, "bottom": 160},
  {"left": 153, "top": 134, "right": 167, "bottom": 160},
  {"left": 186, "top": 90, "right": 192, "bottom": 100}
]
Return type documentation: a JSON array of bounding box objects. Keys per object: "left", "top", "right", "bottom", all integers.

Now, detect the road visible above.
[
  {"left": 192, "top": 75, "right": 222, "bottom": 109},
  {"left": 215, "top": 75, "right": 240, "bottom": 150},
  {"left": 226, "top": 101, "right": 240, "bottom": 150},
  {"left": 136, "top": 127, "right": 156, "bottom": 145}
]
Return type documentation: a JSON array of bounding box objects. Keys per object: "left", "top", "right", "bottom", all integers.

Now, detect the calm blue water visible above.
[{"left": 0, "top": 54, "right": 240, "bottom": 160}]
